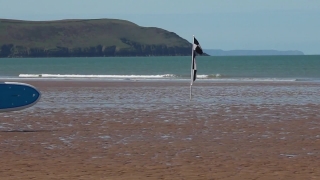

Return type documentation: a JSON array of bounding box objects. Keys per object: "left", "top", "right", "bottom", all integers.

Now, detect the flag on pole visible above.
[
  {"left": 190, "top": 36, "right": 203, "bottom": 100},
  {"left": 191, "top": 36, "right": 203, "bottom": 86}
]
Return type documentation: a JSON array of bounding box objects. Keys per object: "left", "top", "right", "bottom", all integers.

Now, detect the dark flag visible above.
[{"left": 191, "top": 36, "right": 203, "bottom": 85}]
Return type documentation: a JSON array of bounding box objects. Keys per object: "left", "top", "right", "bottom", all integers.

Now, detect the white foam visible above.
[
  {"left": 19, "top": 74, "right": 176, "bottom": 79},
  {"left": 16, "top": 73, "right": 298, "bottom": 82},
  {"left": 200, "top": 78, "right": 297, "bottom": 82}
]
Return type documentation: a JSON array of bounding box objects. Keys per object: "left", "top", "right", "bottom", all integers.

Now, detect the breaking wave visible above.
[
  {"left": 17, "top": 73, "right": 299, "bottom": 82},
  {"left": 19, "top": 74, "right": 177, "bottom": 79}
]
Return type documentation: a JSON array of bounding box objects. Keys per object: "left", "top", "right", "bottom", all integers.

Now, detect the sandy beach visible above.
[{"left": 1, "top": 80, "right": 320, "bottom": 179}]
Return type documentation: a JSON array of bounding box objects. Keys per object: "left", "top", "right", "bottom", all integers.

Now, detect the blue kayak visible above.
[{"left": 0, "top": 82, "right": 41, "bottom": 112}]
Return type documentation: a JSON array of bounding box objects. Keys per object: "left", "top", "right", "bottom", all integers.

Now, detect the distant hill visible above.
[
  {"left": 0, "top": 18, "right": 196, "bottom": 57},
  {"left": 204, "top": 49, "right": 304, "bottom": 56}
]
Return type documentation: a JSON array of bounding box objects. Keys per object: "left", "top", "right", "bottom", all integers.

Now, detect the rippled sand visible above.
[{"left": 1, "top": 80, "right": 320, "bottom": 179}]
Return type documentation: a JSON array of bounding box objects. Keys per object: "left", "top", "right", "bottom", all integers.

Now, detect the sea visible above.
[{"left": 1, "top": 55, "right": 320, "bottom": 82}]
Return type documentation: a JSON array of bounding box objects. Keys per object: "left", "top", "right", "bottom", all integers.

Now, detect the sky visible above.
[{"left": 1, "top": 0, "right": 320, "bottom": 54}]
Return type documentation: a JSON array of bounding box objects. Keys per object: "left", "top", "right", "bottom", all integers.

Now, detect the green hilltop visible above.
[{"left": 0, "top": 18, "right": 194, "bottom": 57}]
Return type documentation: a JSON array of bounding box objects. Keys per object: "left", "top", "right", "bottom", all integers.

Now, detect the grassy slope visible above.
[{"left": 0, "top": 19, "right": 191, "bottom": 50}]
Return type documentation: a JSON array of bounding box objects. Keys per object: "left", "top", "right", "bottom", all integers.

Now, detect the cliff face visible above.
[{"left": 0, "top": 19, "right": 194, "bottom": 57}]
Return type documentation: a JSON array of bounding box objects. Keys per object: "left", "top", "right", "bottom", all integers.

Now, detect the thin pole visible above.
[{"left": 190, "top": 85, "right": 192, "bottom": 100}]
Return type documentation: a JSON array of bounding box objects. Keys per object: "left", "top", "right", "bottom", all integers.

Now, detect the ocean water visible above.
[{"left": 0, "top": 55, "right": 320, "bottom": 82}]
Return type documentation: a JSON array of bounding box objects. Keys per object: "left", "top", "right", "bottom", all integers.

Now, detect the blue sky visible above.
[{"left": 1, "top": 0, "right": 319, "bottom": 54}]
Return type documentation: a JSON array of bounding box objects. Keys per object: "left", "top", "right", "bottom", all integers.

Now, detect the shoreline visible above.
[{"left": 1, "top": 77, "right": 318, "bottom": 83}]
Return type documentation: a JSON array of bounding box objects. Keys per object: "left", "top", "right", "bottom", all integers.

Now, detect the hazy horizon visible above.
[{"left": 1, "top": 0, "right": 319, "bottom": 55}]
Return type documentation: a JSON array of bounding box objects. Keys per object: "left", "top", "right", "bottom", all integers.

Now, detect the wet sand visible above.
[{"left": 1, "top": 80, "right": 320, "bottom": 179}]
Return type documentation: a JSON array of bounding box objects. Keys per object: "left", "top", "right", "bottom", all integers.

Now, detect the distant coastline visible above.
[
  {"left": 0, "top": 18, "right": 305, "bottom": 58},
  {"left": 0, "top": 18, "right": 196, "bottom": 58},
  {"left": 204, "top": 49, "right": 304, "bottom": 56}
]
